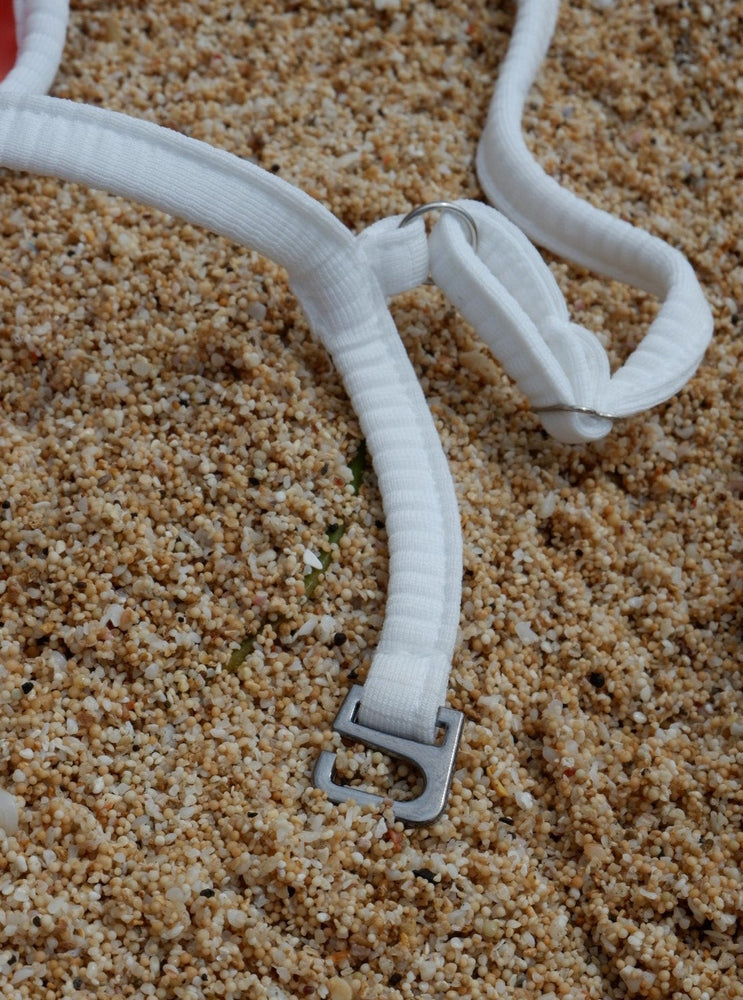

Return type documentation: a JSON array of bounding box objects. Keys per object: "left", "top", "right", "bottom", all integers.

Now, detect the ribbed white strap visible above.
[
  {"left": 0, "top": 93, "right": 459, "bottom": 743},
  {"left": 0, "top": 0, "right": 68, "bottom": 94},
  {"left": 353, "top": 215, "right": 462, "bottom": 742},
  {"left": 475, "top": 0, "right": 712, "bottom": 443}
]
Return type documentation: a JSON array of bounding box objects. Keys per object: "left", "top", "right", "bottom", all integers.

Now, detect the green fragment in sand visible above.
[
  {"left": 226, "top": 634, "right": 256, "bottom": 671},
  {"left": 349, "top": 440, "right": 367, "bottom": 495}
]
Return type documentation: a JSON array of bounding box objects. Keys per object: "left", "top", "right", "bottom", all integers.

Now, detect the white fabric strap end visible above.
[
  {"left": 428, "top": 210, "right": 565, "bottom": 397},
  {"left": 358, "top": 650, "right": 452, "bottom": 745},
  {"left": 356, "top": 215, "right": 430, "bottom": 298},
  {"left": 454, "top": 199, "right": 569, "bottom": 328}
]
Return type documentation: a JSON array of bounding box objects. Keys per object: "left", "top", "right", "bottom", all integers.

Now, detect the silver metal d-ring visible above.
[
  {"left": 313, "top": 683, "right": 464, "bottom": 826},
  {"left": 399, "top": 200, "right": 479, "bottom": 255},
  {"left": 534, "top": 403, "right": 618, "bottom": 421}
]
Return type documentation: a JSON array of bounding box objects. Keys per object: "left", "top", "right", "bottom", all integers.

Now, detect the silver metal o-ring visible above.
[
  {"left": 533, "top": 404, "right": 618, "bottom": 420},
  {"left": 399, "top": 200, "right": 478, "bottom": 255}
]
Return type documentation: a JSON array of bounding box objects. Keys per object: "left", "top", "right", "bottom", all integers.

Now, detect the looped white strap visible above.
[
  {"left": 474, "top": 0, "right": 712, "bottom": 441},
  {"left": 364, "top": 184, "right": 711, "bottom": 446},
  {"left": 355, "top": 214, "right": 430, "bottom": 298},
  {"left": 0, "top": 0, "right": 69, "bottom": 95},
  {"left": 428, "top": 201, "right": 613, "bottom": 442}
]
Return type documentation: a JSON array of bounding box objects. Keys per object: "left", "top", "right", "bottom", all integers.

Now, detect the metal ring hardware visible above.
[
  {"left": 399, "top": 200, "right": 479, "bottom": 255},
  {"left": 313, "top": 685, "right": 464, "bottom": 826},
  {"left": 533, "top": 403, "right": 619, "bottom": 420}
]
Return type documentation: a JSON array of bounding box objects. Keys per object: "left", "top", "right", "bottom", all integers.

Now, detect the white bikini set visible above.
[{"left": 1, "top": 0, "right": 712, "bottom": 826}]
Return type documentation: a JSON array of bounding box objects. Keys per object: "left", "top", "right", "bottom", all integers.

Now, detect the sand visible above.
[{"left": 0, "top": 1, "right": 741, "bottom": 997}]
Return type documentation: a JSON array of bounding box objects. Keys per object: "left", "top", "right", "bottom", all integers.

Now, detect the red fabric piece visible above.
[{"left": 0, "top": 0, "right": 17, "bottom": 82}]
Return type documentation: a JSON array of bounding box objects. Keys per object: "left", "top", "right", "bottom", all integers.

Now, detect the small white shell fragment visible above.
[
  {"left": 303, "top": 548, "right": 323, "bottom": 571},
  {"left": 0, "top": 787, "right": 19, "bottom": 836},
  {"left": 515, "top": 620, "right": 539, "bottom": 644},
  {"left": 294, "top": 615, "right": 318, "bottom": 639}
]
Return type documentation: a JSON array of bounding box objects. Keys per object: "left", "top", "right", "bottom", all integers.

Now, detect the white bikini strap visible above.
[
  {"left": 0, "top": 89, "right": 462, "bottom": 757},
  {"left": 0, "top": 0, "right": 712, "bottom": 826}
]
